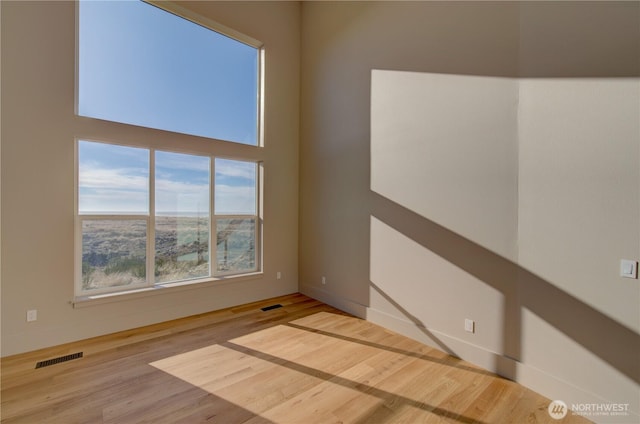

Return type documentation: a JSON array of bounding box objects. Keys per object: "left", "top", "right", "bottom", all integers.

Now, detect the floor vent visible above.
[
  {"left": 35, "top": 352, "right": 83, "bottom": 369},
  {"left": 261, "top": 304, "right": 283, "bottom": 312}
]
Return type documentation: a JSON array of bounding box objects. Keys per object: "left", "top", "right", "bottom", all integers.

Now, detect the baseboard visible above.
[
  {"left": 300, "top": 284, "right": 369, "bottom": 318},
  {"left": 300, "top": 284, "right": 640, "bottom": 424}
]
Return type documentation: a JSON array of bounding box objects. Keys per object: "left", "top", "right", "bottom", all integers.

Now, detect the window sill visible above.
[{"left": 72, "top": 272, "right": 263, "bottom": 308}]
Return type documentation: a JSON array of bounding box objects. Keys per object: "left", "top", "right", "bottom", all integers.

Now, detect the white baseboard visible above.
[{"left": 300, "top": 284, "right": 639, "bottom": 424}]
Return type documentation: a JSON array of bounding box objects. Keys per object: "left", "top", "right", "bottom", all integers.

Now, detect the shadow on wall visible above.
[
  {"left": 367, "top": 68, "right": 639, "bottom": 395},
  {"left": 370, "top": 191, "right": 640, "bottom": 386},
  {"left": 299, "top": 0, "right": 639, "bottom": 413}
]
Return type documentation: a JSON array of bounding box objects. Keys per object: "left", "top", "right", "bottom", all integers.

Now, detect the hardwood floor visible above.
[{"left": 1, "top": 293, "right": 590, "bottom": 423}]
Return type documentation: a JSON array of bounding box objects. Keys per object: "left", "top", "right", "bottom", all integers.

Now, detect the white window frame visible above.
[
  {"left": 212, "top": 159, "right": 262, "bottom": 277},
  {"left": 75, "top": 141, "right": 263, "bottom": 297},
  {"left": 74, "top": 1, "right": 265, "bottom": 299}
]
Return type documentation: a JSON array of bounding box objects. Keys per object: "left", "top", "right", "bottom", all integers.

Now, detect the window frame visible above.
[
  {"left": 73, "top": 0, "right": 266, "bottom": 300},
  {"left": 74, "top": 140, "right": 263, "bottom": 297},
  {"left": 74, "top": 0, "right": 265, "bottom": 148},
  {"left": 212, "top": 158, "right": 262, "bottom": 277}
]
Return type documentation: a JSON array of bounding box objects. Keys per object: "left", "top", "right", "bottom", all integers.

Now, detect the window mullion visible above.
[
  {"left": 210, "top": 157, "right": 216, "bottom": 277},
  {"left": 74, "top": 140, "right": 82, "bottom": 295},
  {"left": 148, "top": 149, "right": 156, "bottom": 286},
  {"left": 257, "top": 162, "right": 263, "bottom": 272},
  {"left": 75, "top": 216, "right": 83, "bottom": 296}
]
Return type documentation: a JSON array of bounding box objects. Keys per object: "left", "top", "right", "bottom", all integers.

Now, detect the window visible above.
[
  {"left": 77, "top": 141, "right": 260, "bottom": 295},
  {"left": 155, "top": 151, "right": 211, "bottom": 283},
  {"left": 75, "top": 1, "right": 264, "bottom": 298},
  {"left": 78, "top": 0, "right": 261, "bottom": 145},
  {"left": 78, "top": 141, "right": 150, "bottom": 292},
  {"left": 215, "top": 158, "right": 258, "bottom": 274}
]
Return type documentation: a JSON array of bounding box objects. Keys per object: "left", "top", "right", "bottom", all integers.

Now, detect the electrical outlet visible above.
[
  {"left": 26, "top": 309, "right": 38, "bottom": 322},
  {"left": 322, "top": 276, "right": 326, "bottom": 285},
  {"left": 277, "top": 272, "right": 281, "bottom": 280},
  {"left": 464, "top": 319, "right": 475, "bottom": 333}
]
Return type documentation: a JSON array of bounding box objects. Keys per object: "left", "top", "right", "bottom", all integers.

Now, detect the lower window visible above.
[
  {"left": 76, "top": 140, "right": 260, "bottom": 296},
  {"left": 155, "top": 214, "right": 210, "bottom": 284},
  {"left": 81, "top": 219, "right": 148, "bottom": 291},
  {"left": 216, "top": 217, "right": 256, "bottom": 274}
]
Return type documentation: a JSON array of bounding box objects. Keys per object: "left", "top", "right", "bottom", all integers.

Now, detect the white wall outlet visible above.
[
  {"left": 276, "top": 271, "right": 281, "bottom": 280},
  {"left": 26, "top": 309, "right": 37, "bottom": 322},
  {"left": 620, "top": 259, "right": 638, "bottom": 279},
  {"left": 464, "top": 318, "right": 475, "bottom": 333},
  {"left": 322, "top": 276, "right": 326, "bottom": 285}
]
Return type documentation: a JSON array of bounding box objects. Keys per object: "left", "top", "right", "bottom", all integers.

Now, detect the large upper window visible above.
[
  {"left": 78, "top": 0, "right": 261, "bottom": 145},
  {"left": 75, "top": 1, "right": 264, "bottom": 298}
]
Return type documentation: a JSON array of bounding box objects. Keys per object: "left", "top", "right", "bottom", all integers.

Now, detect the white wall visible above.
[
  {"left": 1, "top": 0, "right": 301, "bottom": 356},
  {"left": 300, "top": 2, "right": 639, "bottom": 422},
  {"left": 517, "top": 78, "right": 639, "bottom": 416},
  {"left": 371, "top": 71, "right": 519, "bottom": 261},
  {"left": 370, "top": 69, "right": 519, "bottom": 359},
  {"left": 299, "top": 0, "right": 519, "bottom": 309}
]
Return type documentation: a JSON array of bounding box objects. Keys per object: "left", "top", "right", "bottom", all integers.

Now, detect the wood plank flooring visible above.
[{"left": 1, "top": 293, "right": 591, "bottom": 423}]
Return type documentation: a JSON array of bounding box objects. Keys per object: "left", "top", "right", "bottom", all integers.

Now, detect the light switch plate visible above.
[
  {"left": 620, "top": 259, "right": 638, "bottom": 279},
  {"left": 464, "top": 319, "right": 475, "bottom": 333}
]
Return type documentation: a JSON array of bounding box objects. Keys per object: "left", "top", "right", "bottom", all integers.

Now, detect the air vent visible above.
[
  {"left": 261, "top": 304, "right": 283, "bottom": 312},
  {"left": 35, "top": 352, "right": 83, "bottom": 369}
]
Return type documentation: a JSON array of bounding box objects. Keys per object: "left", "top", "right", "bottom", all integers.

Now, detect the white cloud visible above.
[
  {"left": 215, "top": 159, "right": 256, "bottom": 180},
  {"left": 79, "top": 160, "right": 256, "bottom": 215},
  {"left": 79, "top": 165, "right": 148, "bottom": 213},
  {"left": 155, "top": 178, "right": 209, "bottom": 213},
  {"left": 79, "top": 190, "right": 148, "bottom": 214},
  {"left": 79, "top": 165, "right": 148, "bottom": 191},
  {"left": 215, "top": 184, "right": 256, "bottom": 215},
  {"left": 156, "top": 153, "right": 210, "bottom": 173}
]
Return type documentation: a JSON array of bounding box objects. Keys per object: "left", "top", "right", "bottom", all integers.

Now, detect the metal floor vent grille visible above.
[
  {"left": 35, "top": 352, "right": 83, "bottom": 369},
  {"left": 261, "top": 304, "right": 283, "bottom": 312}
]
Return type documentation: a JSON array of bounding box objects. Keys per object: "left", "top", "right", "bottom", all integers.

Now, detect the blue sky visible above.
[
  {"left": 77, "top": 1, "right": 258, "bottom": 216},
  {"left": 78, "top": 142, "right": 256, "bottom": 215},
  {"left": 78, "top": 0, "right": 258, "bottom": 145}
]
